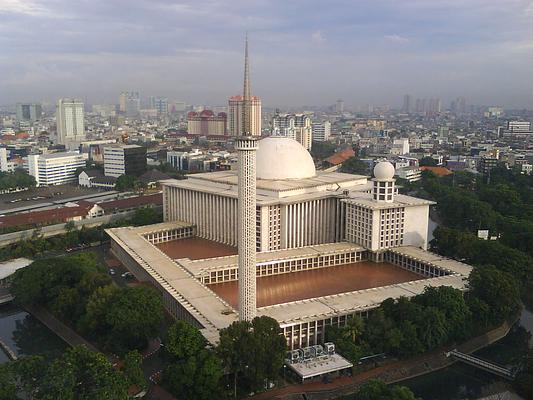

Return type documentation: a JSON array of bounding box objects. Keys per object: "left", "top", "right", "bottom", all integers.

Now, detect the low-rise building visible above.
[{"left": 26, "top": 152, "right": 86, "bottom": 186}]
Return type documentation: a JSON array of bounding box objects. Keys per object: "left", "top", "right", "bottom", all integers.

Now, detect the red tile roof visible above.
[
  {"left": 324, "top": 148, "right": 355, "bottom": 166},
  {"left": 420, "top": 166, "right": 453, "bottom": 177},
  {"left": 0, "top": 203, "right": 94, "bottom": 229},
  {"left": 97, "top": 193, "right": 162, "bottom": 211}
]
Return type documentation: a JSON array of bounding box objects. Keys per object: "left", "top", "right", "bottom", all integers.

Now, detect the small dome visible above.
[
  {"left": 256, "top": 136, "right": 316, "bottom": 180},
  {"left": 373, "top": 161, "right": 395, "bottom": 180}
]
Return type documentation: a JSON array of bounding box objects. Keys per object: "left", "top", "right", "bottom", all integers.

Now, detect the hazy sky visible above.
[{"left": 2, "top": 0, "right": 533, "bottom": 108}]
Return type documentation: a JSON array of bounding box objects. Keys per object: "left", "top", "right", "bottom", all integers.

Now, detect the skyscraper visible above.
[
  {"left": 119, "top": 92, "right": 140, "bottom": 117},
  {"left": 336, "top": 99, "right": 345, "bottom": 114},
  {"left": 402, "top": 94, "right": 413, "bottom": 113},
  {"left": 56, "top": 98, "right": 85, "bottom": 146},
  {"left": 228, "top": 96, "right": 261, "bottom": 136},
  {"left": 236, "top": 36, "right": 258, "bottom": 321},
  {"left": 16, "top": 103, "right": 42, "bottom": 122}
]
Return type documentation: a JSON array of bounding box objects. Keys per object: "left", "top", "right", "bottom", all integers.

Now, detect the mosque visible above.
[
  {"left": 107, "top": 137, "right": 471, "bottom": 349},
  {"left": 106, "top": 40, "right": 472, "bottom": 352}
]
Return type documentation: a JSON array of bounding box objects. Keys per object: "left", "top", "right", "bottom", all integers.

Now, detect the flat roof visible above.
[
  {"left": 389, "top": 246, "right": 473, "bottom": 276},
  {"left": 107, "top": 223, "right": 472, "bottom": 343},
  {"left": 343, "top": 193, "right": 435, "bottom": 209},
  {"left": 106, "top": 224, "right": 238, "bottom": 344},
  {"left": 287, "top": 353, "right": 353, "bottom": 380},
  {"left": 258, "top": 274, "right": 468, "bottom": 326},
  {"left": 161, "top": 170, "right": 369, "bottom": 201},
  {"left": 208, "top": 261, "right": 422, "bottom": 308},
  {"left": 180, "top": 242, "right": 365, "bottom": 277},
  {"left": 156, "top": 238, "right": 237, "bottom": 260}
]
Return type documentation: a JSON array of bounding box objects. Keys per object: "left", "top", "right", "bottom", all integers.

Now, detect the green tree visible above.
[
  {"left": 41, "top": 346, "right": 128, "bottom": 400},
  {"left": 419, "top": 156, "right": 438, "bottom": 167},
  {"left": 342, "top": 316, "right": 365, "bottom": 343},
  {"left": 356, "top": 379, "right": 417, "bottom": 400},
  {"left": 218, "top": 316, "right": 286, "bottom": 394},
  {"left": 163, "top": 321, "right": 224, "bottom": 400},
  {"left": 341, "top": 157, "right": 369, "bottom": 175},
  {"left": 115, "top": 175, "right": 143, "bottom": 191},
  {"left": 100, "top": 286, "right": 164, "bottom": 354},
  {"left": 164, "top": 349, "right": 223, "bottom": 400},
  {"left": 164, "top": 320, "right": 206, "bottom": 360},
  {"left": 130, "top": 207, "right": 163, "bottom": 226},
  {"left": 123, "top": 350, "right": 146, "bottom": 390},
  {"left": 468, "top": 265, "right": 521, "bottom": 323},
  {"left": 310, "top": 141, "right": 337, "bottom": 160}
]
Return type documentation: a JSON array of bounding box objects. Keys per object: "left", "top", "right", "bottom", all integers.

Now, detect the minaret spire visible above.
[{"left": 242, "top": 33, "right": 252, "bottom": 135}]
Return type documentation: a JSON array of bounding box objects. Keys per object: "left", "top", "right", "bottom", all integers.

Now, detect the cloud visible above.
[
  {"left": 384, "top": 34, "right": 409, "bottom": 44},
  {"left": 311, "top": 30, "right": 326, "bottom": 44},
  {"left": 0, "top": 0, "right": 47, "bottom": 15}
]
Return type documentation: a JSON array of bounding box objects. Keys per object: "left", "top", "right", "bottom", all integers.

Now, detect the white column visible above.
[{"left": 236, "top": 137, "right": 258, "bottom": 321}]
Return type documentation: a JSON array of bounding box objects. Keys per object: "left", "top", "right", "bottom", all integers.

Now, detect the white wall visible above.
[{"left": 403, "top": 205, "right": 430, "bottom": 250}]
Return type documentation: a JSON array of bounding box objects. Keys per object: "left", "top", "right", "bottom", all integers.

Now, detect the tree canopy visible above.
[
  {"left": 0, "top": 170, "right": 36, "bottom": 192},
  {"left": 162, "top": 321, "right": 224, "bottom": 400},
  {"left": 217, "top": 316, "right": 286, "bottom": 394},
  {"left": 0, "top": 347, "right": 130, "bottom": 400}
]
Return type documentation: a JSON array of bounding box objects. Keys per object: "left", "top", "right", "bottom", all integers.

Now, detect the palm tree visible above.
[{"left": 342, "top": 316, "right": 364, "bottom": 343}]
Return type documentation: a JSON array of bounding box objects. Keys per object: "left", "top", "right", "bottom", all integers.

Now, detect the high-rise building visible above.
[
  {"left": 335, "top": 99, "right": 345, "bottom": 114},
  {"left": 311, "top": 121, "right": 331, "bottom": 142},
  {"left": 402, "top": 95, "right": 413, "bottom": 113},
  {"left": 149, "top": 97, "right": 168, "bottom": 115},
  {"left": 16, "top": 103, "right": 42, "bottom": 122},
  {"left": 228, "top": 96, "right": 261, "bottom": 136},
  {"left": 26, "top": 152, "right": 86, "bottom": 186},
  {"left": 103, "top": 144, "right": 147, "bottom": 178},
  {"left": 56, "top": 98, "right": 85, "bottom": 146},
  {"left": 187, "top": 110, "right": 227, "bottom": 136},
  {"left": 119, "top": 92, "right": 140, "bottom": 117},
  {"left": 272, "top": 113, "right": 312, "bottom": 150}
]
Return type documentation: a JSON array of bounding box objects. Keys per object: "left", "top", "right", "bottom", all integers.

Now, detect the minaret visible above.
[
  {"left": 236, "top": 35, "right": 258, "bottom": 321},
  {"left": 242, "top": 34, "right": 252, "bottom": 136}
]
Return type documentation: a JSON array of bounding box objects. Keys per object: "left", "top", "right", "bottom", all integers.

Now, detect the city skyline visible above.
[{"left": 2, "top": 0, "right": 533, "bottom": 108}]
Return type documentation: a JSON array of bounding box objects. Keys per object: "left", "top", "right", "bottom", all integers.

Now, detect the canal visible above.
[
  {"left": 340, "top": 308, "right": 533, "bottom": 399},
  {"left": 0, "top": 304, "right": 66, "bottom": 363}
]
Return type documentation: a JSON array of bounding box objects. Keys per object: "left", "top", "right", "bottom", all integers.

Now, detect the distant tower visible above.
[{"left": 236, "top": 35, "right": 258, "bottom": 321}]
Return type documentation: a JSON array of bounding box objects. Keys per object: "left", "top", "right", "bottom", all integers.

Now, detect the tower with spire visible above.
[
  {"left": 242, "top": 34, "right": 252, "bottom": 135},
  {"left": 235, "top": 35, "right": 258, "bottom": 322},
  {"left": 228, "top": 36, "right": 261, "bottom": 137}
]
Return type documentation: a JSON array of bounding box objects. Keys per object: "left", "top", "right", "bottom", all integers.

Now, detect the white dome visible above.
[
  {"left": 256, "top": 136, "right": 316, "bottom": 180},
  {"left": 373, "top": 161, "right": 395, "bottom": 180}
]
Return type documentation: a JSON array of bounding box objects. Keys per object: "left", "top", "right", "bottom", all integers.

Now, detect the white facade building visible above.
[
  {"left": 26, "top": 152, "right": 86, "bottom": 186},
  {"left": 56, "top": 98, "right": 85, "bottom": 147},
  {"left": 163, "top": 138, "right": 433, "bottom": 253},
  {"left": 344, "top": 162, "right": 431, "bottom": 252},
  {"left": 395, "top": 166, "right": 422, "bottom": 183},
  {"left": 0, "top": 148, "right": 15, "bottom": 173},
  {"left": 272, "top": 114, "right": 312, "bottom": 150},
  {"left": 311, "top": 121, "right": 331, "bottom": 142},
  {"left": 391, "top": 138, "right": 410, "bottom": 156}
]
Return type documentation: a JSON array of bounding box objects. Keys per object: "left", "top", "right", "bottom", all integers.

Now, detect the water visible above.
[
  {"left": 0, "top": 304, "right": 66, "bottom": 363},
  {"left": 400, "top": 309, "right": 533, "bottom": 400},
  {"left": 340, "top": 308, "right": 533, "bottom": 400}
]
